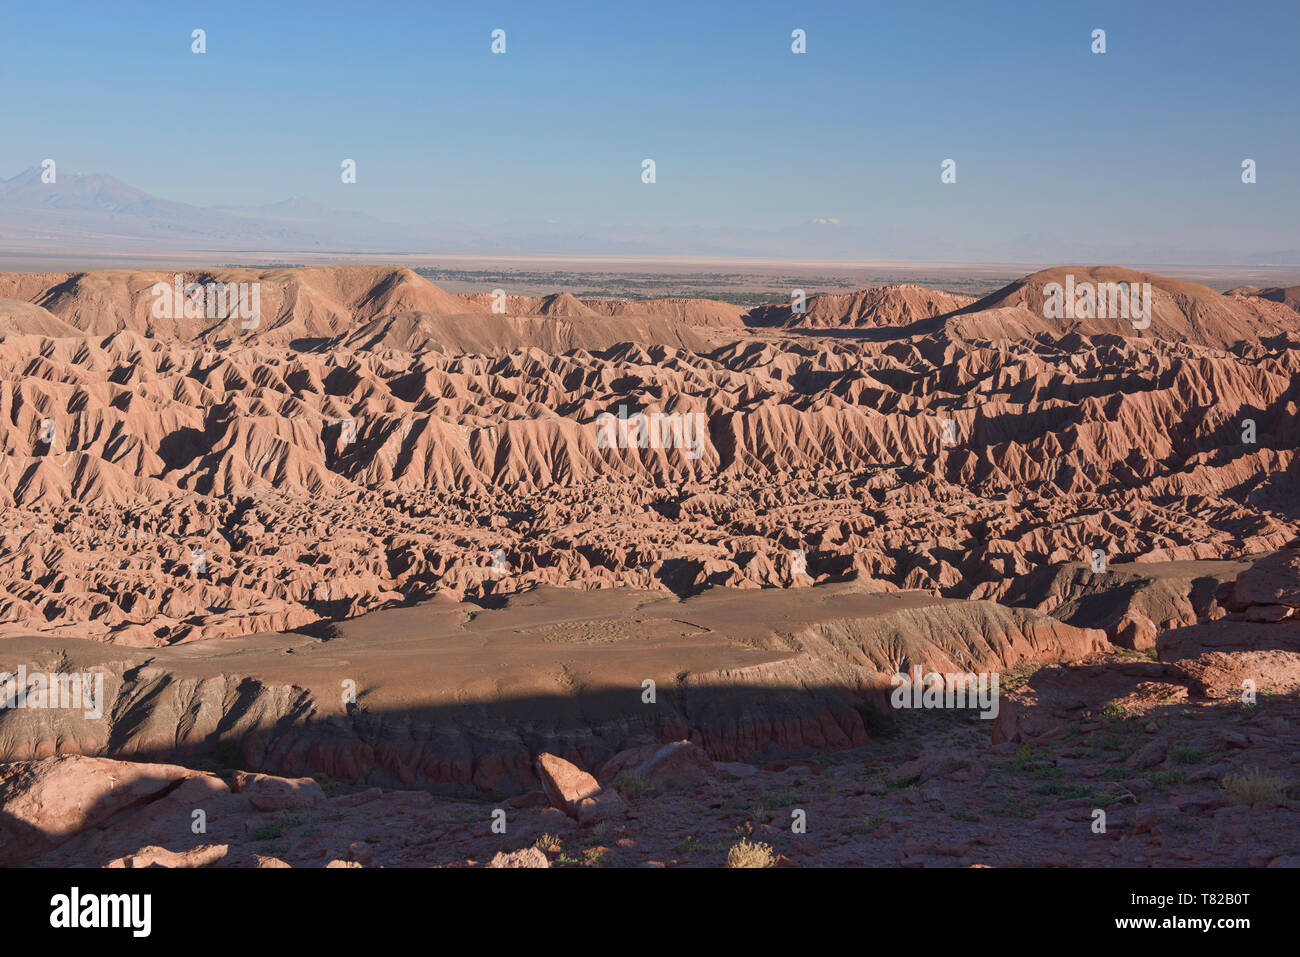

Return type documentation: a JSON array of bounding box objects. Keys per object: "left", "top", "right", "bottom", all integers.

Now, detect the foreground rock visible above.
[
  {"left": 535, "top": 753, "right": 601, "bottom": 818},
  {"left": 0, "top": 756, "right": 201, "bottom": 865},
  {"left": 105, "top": 844, "right": 229, "bottom": 868}
]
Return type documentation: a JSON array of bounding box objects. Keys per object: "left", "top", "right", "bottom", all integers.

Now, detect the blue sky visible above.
[{"left": 2, "top": 0, "right": 1297, "bottom": 262}]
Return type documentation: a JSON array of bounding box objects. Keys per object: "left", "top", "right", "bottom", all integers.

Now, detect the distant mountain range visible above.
[
  {"left": 0, "top": 167, "right": 467, "bottom": 253},
  {"left": 0, "top": 167, "right": 810, "bottom": 257},
  {"left": 2, "top": 167, "right": 1297, "bottom": 265}
]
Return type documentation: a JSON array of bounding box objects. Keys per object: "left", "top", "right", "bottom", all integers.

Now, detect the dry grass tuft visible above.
[{"left": 726, "top": 839, "right": 776, "bottom": 869}]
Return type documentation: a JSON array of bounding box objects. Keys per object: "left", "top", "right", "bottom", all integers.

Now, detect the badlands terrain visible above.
[{"left": 0, "top": 263, "right": 1298, "bottom": 867}]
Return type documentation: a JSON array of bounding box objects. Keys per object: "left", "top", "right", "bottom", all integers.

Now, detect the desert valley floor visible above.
[{"left": 0, "top": 264, "right": 1298, "bottom": 867}]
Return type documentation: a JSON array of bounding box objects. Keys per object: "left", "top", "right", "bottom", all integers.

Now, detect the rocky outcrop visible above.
[
  {"left": 0, "top": 755, "right": 202, "bottom": 865},
  {"left": 1228, "top": 542, "right": 1300, "bottom": 618},
  {"left": 995, "top": 547, "right": 1300, "bottom": 744}
]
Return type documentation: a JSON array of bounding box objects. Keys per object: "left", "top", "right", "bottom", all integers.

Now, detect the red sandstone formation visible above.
[
  {"left": 1, "top": 265, "right": 1297, "bottom": 867},
  {"left": 0, "top": 266, "right": 1296, "bottom": 644}
]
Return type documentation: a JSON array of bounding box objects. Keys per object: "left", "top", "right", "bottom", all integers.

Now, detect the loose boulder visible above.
[{"left": 535, "top": 752, "right": 600, "bottom": 818}]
